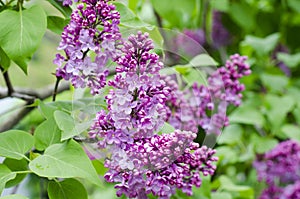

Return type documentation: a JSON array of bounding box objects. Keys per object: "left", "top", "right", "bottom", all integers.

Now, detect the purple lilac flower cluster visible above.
[
  {"left": 163, "top": 54, "right": 251, "bottom": 135},
  {"left": 104, "top": 132, "right": 217, "bottom": 198},
  {"left": 254, "top": 140, "right": 300, "bottom": 199},
  {"left": 90, "top": 32, "right": 169, "bottom": 144},
  {"left": 89, "top": 32, "right": 219, "bottom": 198},
  {"left": 54, "top": 0, "right": 121, "bottom": 94}
]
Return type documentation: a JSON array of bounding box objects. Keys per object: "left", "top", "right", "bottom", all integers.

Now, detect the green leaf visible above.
[
  {"left": 0, "top": 46, "right": 10, "bottom": 70},
  {"left": 193, "top": 175, "right": 211, "bottom": 198},
  {"left": 229, "top": 105, "right": 265, "bottom": 127},
  {"left": 260, "top": 74, "right": 289, "bottom": 92},
  {"left": 243, "top": 33, "right": 280, "bottom": 56},
  {"left": 251, "top": 135, "right": 278, "bottom": 154},
  {"left": 92, "top": 159, "right": 108, "bottom": 176},
  {"left": 277, "top": 52, "right": 300, "bottom": 68},
  {"left": 0, "top": 130, "right": 34, "bottom": 160},
  {"left": 29, "top": 140, "right": 102, "bottom": 187},
  {"left": 229, "top": 2, "right": 256, "bottom": 31},
  {"left": 114, "top": 2, "right": 150, "bottom": 28},
  {"left": 151, "top": 0, "right": 196, "bottom": 28},
  {"left": 217, "top": 176, "right": 254, "bottom": 199},
  {"left": 3, "top": 158, "right": 28, "bottom": 188},
  {"left": 189, "top": 54, "right": 219, "bottom": 67},
  {"left": 210, "top": 0, "right": 229, "bottom": 12},
  {"left": 265, "top": 94, "right": 295, "bottom": 132},
  {"left": 46, "top": 0, "right": 72, "bottom": 17},
  {"left": 158, "top": 122, "right": 175, "bottom": 134},
  {"left": 215, "top": 146, "right": 239, "bottom": 165},
  {"left": 211, "top": 192, "right": 232, "bottom": 199},
  {"left": 49, "top": 101, "right": 86, "bottom": 112},
  {"left": 47, "top": 16, "right": 69, "bottom": 35},
  {"left": 287, "top": 0, "right": 300, "bottom": 13},
  {"left": 48, "top": 178, "right": 88, "bottom": 199},
  {"left": 0, "top": 195, "right": 28, "bottom": 199},
  {"left": 175, "top": 66, "right": 207, "bottom": 87},
  {"left": 218, "top": 124, "right": 243, "bottom": 145},
  {"left": 38, "top": 100, "right": 58, "bottom": 120},
  {"left": 128, "top": 0, "right": 140, "bottom": 11},
  {"left": 54, "top": 110, "right": 91, "bottom": 141},
  {"left": 0, "top": 164, "right": 17, "bottom": 194},
  {"left": 0, "top": 6, "right": 47, "bottom": 74},
  {"left": 34, "top": 117, "right": 61, "bottom": 151},
  {"left": 281, "top": 124, "right": 300, "bottom": 142}
]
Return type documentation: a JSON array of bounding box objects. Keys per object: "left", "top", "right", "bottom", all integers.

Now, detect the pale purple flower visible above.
[{"left": 281, "top": 181, "right": 300, "bottom": 199}]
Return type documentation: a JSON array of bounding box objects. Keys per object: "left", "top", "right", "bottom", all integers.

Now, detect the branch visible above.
[
  {"left": 0, "top": 81, "right": 70, "bottom": 132},
  {"left": 1, "top": 67, "right": 14, "bottom": 96}
]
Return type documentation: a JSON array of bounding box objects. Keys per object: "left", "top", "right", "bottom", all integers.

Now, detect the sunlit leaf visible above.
[
  {"left": 0, "top": 6, "right": 46, "bottom": 73},
  {"left": 29, "top": 140, "right": 102, "bottom": 187},
  {"left": 34, "top": 117, "right": 61, "bottom": 151},
  {"left": 281, "top": 124, "right": 300, "bottom": 142},
  {"left": 0, "top": 130, "right": 34, "bottom": 160}
]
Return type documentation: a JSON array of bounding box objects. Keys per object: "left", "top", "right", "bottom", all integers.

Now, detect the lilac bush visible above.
[{"left": 52, "top": 1, "right": 251, "bottom": 198}]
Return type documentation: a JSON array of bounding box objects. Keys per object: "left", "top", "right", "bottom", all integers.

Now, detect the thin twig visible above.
[
  {"left": 52, "top": 76, "right": 62, "bottom": 102},
  {"left": 0, "top": 0, "right": 5, "bottom": 6}
]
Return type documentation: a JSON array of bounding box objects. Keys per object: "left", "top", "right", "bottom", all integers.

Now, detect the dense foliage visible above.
[{"left": 0, "top": 0, "right": 300, "bottom": 199}]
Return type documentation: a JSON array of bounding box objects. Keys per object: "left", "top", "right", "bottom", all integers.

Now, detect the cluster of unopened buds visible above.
[{"left": 55, "top": 1, "right": 251, "bottom": 198}]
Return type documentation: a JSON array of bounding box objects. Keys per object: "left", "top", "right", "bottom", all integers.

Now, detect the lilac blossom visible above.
[
  {"left": 163, "top": 54, "right": 251, "bottom": 135},
  {"left": 254, "top": 140, "right": 300, "bottom": 199},
  {"left": 104, "top": 131, "right": 218, "bottom": 198},
  {"left": 90, "top": 32, "right": 170, "bottom": 146},
  {"left": 281, "top": 181, "right": 300, "bottom": 199},
  {"left": 259, "top": 184, "right": 282, "bottom": 199},
  {"left": 89, "top": 32, "right": 219, "bottom": 198},
  {"left": 54, "top": 0, "right": 121, "bottom": 94},
  {"left": 254, "top": 140, "right": 300, "bottom": 184}
]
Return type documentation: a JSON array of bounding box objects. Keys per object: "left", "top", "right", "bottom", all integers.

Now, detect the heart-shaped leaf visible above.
[
  {"left": 29, "top": 140, "right": 102, "bottom": 187},
  {"left": 0, "top": 6, "right": 46, "bottom": 73},
  {"left": 0, "top": 130, "right": 34, "bottom": 160}
]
